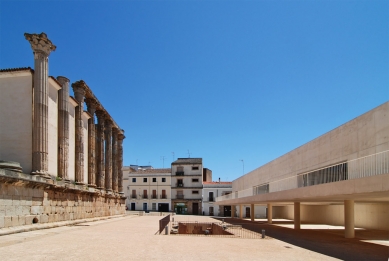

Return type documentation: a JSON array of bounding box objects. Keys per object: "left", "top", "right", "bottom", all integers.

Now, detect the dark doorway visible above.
[
  {"left": 131, "top": 203, "right": 135, "bottom": 211},
  {"left": 192, "top": 203, "right": 199, "bottom": 215},
  {"left": 246, "top": 207, "right": 251, "bottom": 218},
  {"left": 224, "top": 206, "right": 231, "bottom": 217},
  {"left": 158, "top": 203, "right": 169, "bottom": 212}
]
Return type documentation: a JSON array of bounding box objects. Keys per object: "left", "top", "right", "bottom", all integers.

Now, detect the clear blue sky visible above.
[{"left": 1, "top": 1, "right": 388, "bottom": 181}]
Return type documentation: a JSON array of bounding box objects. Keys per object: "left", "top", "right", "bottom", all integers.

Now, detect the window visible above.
[
  {"left": 152, "top": 178, "right": 156, "bottom": 182},
  {"left": 192, "top": 178, "right": 199, "bottom": 182},
  {"left": 143, "top": 190, "right": 148, "bottom": 199},
  {"left": 192, "top": 166, "right": 199, "bottom": 170},
  {"left": 131, "top": 190, "right": 136, "bottom": 199},
  {"left": 162, "top": 178, "right": 166, "bottom": 182},
  {"left": 152, "top": 203, "right": 156, "bottom": 211},
  {"left": 161, "top": 190, "right": 166, "bottom": 199},
  {"left": 132, "top": 178, "right": 136, "bottom": 182},
  {"left": 192, "top": 190, "right": 199, "bottom": 194},
  {"left": 143, "top": 178, "right": 147, "bottom": 182},
  {"left": 152, "top": 190, "right": 157, "bottom": 199}
]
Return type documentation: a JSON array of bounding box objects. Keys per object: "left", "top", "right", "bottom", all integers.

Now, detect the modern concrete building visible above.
[
  {"left": 123, "top": 167, "right": 171, "bottom": 212},
  {"left": 171, "top": 158, "right": 203, "bottom": 215},
  {"left": 0, "top": 32, "right": 126, "bottom": 228},
  {"left": 216, "top": 102, "right": 389, "bottom": 238}
]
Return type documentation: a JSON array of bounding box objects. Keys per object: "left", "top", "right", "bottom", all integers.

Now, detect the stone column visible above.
[
  {"left": 105, "top": 119, "right": 113, "bottom": 192},
  {"left": 231, "top": 205, "right": 235, "bottom": 218},
  {"left": 267, "top": 203, "right": 273, "bottom": 224},
  {"left": 25, "top": 32, "right": 56, "bottom": 177},
  {"left": 344, "top": 200, "right": 355, "bottom": 238},
  {"left": 118, "top": 131, "right": 125, "bottom": 194},
  {"left": 95, "top": 110, "right": 106, "bottom": 189},
  {"left": 250, "top": 204, "right": 255, "bottom": 221},
  {"left": 72, "top": 80, "right": 87, "bottom": 185},
  {"left": 294, "top": 202, "right": 301, "bottom": 230},
  {"left": 56, "top": 76, "right": 70, "bottom": 181},
  {"left": 112, "top": 127, "right": 118, "bottom": 192},
  {"left": 85, "top": 98, "right": 97, "bottom": 187}
]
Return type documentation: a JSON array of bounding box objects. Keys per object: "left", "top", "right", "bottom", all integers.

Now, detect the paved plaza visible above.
[{"left": 0, "top": 214, "right": 387, "bottom": 260}]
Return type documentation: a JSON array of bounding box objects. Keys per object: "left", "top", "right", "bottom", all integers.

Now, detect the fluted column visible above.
[
  {"left": 105, "top": 119, "right": 113, "bottom": 192},
  {"left": 95, "top": 110, "right": 106, "bottom": 189},
  {"left": 57, "top": 76, "right": 70, "bottom": 181},
  {"left": 72, "top": 80, "right": 87, "bottom": 185},
  {"left": 25, "top": 32, "right": 56, "bottom": 177},
  {"left": 112, "top": 127, "right": 118, "bottom": 192},
  {"left": 85, "top": 98, "right": 97, "bottom": 187},
  {"left": 118, "top": 131, "right": 125, "bottom": 194}
]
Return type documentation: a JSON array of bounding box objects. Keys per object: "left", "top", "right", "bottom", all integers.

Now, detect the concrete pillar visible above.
[
  {"left": 72, "top": 81, "right": 87, "bottom": 185},
  {"left": 117, "top": 131, "right": 125, "bottom": 194},
  {"left": 344, "top": 200, "right": 355, "bottom": 238},
  {"left": 294, "top": 202, "right": 301, "bottom": 230},
  {"left": 112, "top": 127, "right": 118, "bottom": 192},
  {"left": 25, "top": 32, "right": 56, "bottom": 178},
  {"left": 85, "top": 98, "right": 97, "bottom": 187},
  {"left": 56, "top": 76, "right": 70, "bottom": 182},
  {"left": 267, "top": 203, "right": 273, "bottom": 224},
  {"left": 231, "top": 205, "right": 235, "bottom": 218},
  {"left": 250, "top": 204, "right": 254, "bottom": 221},
  {"left": 239, "top": 205, "right": 243, "bottom": 219},
  {"left": 105, "top": 119, "right": 113, "bottom": 192},
  {"left": 95, "top": 110, "right": 105, "bottom": 189}
]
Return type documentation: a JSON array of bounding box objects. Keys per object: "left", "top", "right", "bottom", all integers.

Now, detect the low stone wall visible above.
[{"left": 0, "top": 169, "right": 125, "bottom": 228}]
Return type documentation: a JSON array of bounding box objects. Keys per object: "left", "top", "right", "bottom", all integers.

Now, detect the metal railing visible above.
[
  {"left": 176, "top": 183, "right": 184, "bottom": 187},
  {"left": 176, "top": 172, "right": 184, "bottom": 176},
  {"left": 142, "top": 195, "right": 148, "bottom": 199},
  {"left": 216, "top": 150, "right": 389, "bottom": 202},
  {"left": 160, "top": 195, "right": 167, "bottom": 199},
  {"left": 176, "top": 195, "right": 184, "bottom": 199}
]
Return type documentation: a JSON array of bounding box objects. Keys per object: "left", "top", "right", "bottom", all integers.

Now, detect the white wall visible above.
[{"left": 0, "top": 72, "right": 33, "bottom": 173}]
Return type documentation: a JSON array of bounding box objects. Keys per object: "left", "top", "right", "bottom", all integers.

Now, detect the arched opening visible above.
[{"left": 32, "top": 217, "right": 38, "bottom": 224}]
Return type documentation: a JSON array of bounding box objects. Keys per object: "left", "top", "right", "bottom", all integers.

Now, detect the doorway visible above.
[
  {"left": 246, "top": 207, "right": 251, "bottom": 218},
  {"left": 158, "top": 203, "right": 169, "bottom": 212},
  {"left": 143, "top": 203, "right": 147, "bottom": 211},
  {"left": 224, "top": 206, "right": 231, "bottom": 217},
  {"left": 131, "top": 203, "right": 135, "bottom": 211},
  {"left": 192, "top": 203, "right": 199, "bottom": 215}
]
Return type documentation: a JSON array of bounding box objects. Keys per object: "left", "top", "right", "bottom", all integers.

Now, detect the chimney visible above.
[{"left": 218, "top": 177, "right": 220, "bottom": 183}]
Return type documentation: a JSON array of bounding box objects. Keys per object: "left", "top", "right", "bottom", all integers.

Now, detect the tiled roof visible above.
[
  {"left": 0, "top": 67, "right": 33, "bottom": 73},
  {"left": 129, "top": 168, "right": 171, "bottom": 174},
  {"left": 172, "top": 158, "right": 202, "bottom": 165}
]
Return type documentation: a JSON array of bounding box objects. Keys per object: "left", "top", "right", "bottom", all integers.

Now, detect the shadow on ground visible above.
[{"left": 215, "top": 218, "right": 389, "bottom": 261}]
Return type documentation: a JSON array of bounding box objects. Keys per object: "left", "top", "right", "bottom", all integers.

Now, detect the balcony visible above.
[
  {"left": 151, "top": 195, "right": 157, "bottom": 199},
  {"left": 176, "top": 171, "right": 184, "bottom": 176},
  {"left": 142, "top": 195, "right": 148, "bottom": 199},
  {"left": 160, "top": 195, "right": 167, "bottom": 199},
  {"left": 131, "top": 195, "right": 137, "bottom": 199},
  {"left": 208, "top": 197, "right": 214, "bottom": 202},
  {"left": 176, "top": 183, "right": 184, "bottom": 187},
  {"left": 176, "top": 195, "right": 184, "bottom": 199}
]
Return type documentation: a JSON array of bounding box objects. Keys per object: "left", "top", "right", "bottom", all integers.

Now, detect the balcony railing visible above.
[
  {"left": 176, "top": 172, "right": 184, "bottom": 176},
  {"left": 142, "top": 195, "right": 148, "bottom": 199},
  {"left": 176, "top": 195, "right": 184, "bottom": 199},
  {"left": 176, "top": 183, "right": 184, "bottom": 187},
  {"left": 160, "top": 195, "right": 167, "bottom": 199},
  {"left": 208, "top": 197, "right": 214, "bottom": 202},
  {"left": 131, "top": 195, "right": 137, "bottom": 199},
  {"left": 151, "top": 195, "right": 157, "bottom": 199},
  {"left": 216, "top": 150, "right": 389, "bottom": 202}
]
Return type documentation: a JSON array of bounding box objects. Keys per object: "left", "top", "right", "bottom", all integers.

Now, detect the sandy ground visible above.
[{"left": 0, "top": 214, "right": 387, "bottom": 261}]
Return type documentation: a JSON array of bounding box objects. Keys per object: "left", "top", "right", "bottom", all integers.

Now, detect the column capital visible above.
[
  {"left": 85, "top": 98, "right": 98, "bottom": 115},
  {"left": 24, "top": 32, "right": 56, "bottom": 56},
  {"left": 56, "top": 76, "right": 70, "bottom": 85},
  {"left": 71, "top": 80, "right": 87, "bottom": 103},
  {"left": 105, "top": 118, "right": 113, "bottom": 128},
  {"left": 118, "top": 133, "right": 126, "bottom": 140},
  {"left": 95, "top": 110, "right": 106, "bottom": 120}
]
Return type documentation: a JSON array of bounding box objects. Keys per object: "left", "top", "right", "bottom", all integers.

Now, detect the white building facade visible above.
[
  {"left": 202, "top": 182, "right": 232, "bottom": 216},
  {"left": 123, "top": 168, "right": 171, "bottom": 212}
]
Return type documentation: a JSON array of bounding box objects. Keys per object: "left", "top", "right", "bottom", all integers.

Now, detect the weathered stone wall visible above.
[{"left": 0, "top": 169, "right": 125, "bottom": 229}]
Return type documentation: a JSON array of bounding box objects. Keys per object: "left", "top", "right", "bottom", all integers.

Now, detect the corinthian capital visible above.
[
  {"left": 72, "top": 80, "right": 87, "bottom": 103},
  {"left": 85, "top": 98, "right": 98, "bottom": 115},
  {"left": 24, "top": 32, "right": 56, "bottom": 56}
]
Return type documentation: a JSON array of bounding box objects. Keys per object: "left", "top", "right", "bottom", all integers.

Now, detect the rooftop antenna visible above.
[
  {"left": 160, "top": 156, "right": 166, "bottom": 168},
  {"left": 187, "top": 150, "right": 192, "bottom": 158},
  {"left": 172, "top": 152, "right": 175, "bottom": 161}
]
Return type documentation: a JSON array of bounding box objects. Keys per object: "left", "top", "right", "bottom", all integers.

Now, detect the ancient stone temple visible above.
[{"left": 0, "top": 32, "right": 126, "bottom": 228}]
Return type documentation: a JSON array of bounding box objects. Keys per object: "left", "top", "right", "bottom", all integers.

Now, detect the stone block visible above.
[
  {"left": 44, "top": 206, "right": 51, "bottom": 214},
  {"left": 48, "top": 214, "right": 55, "bottom": 223},
  {"left": 31, "top": 206, "right": 43, "bottom": 215},
  {"left": 1, "top": 195, "right": 13, "bottom": 206},
  {"left": 43, "top": 199, "right": 50, "bottom": 206},
  {"left": 33, "top": 188, "right": 43, "bottom": 198},
  {"left": 25, "top": 215, "right": 35, "bottom": 225},
  {"left": 12, "top": 195, "right": 21, "bottom": 206},
  {"left": 18, "top": 216, "right": 26, "bottom": 226},
  {"left": 40, "top": 214, "right": 48, "bottom": 223},
  {"left": 0, "top": 216, "right": 4, "bottom": 228},
  {"left": 5, "top": 205, "right": 15, "bottom": 216},
  {"left": 32, "top": 197, "right": 42, "bottom": 206},
  {"left": 11, "top": 216, "right": 18, "bottom": 227},
  {"left": 22, "top": 206, "right": 30, "bottom": 215},
  {"left": 0, "top": 205, "right": 5, "bottom": 216},
  {"left": 4, "top": 216, "right": 12, "bottom": 228},
  {"left": 23, "top": 196, "right": 33, "bottom": 206},
  {"left": 14, "top": 206, "right": 23, "bottom": 216}
]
